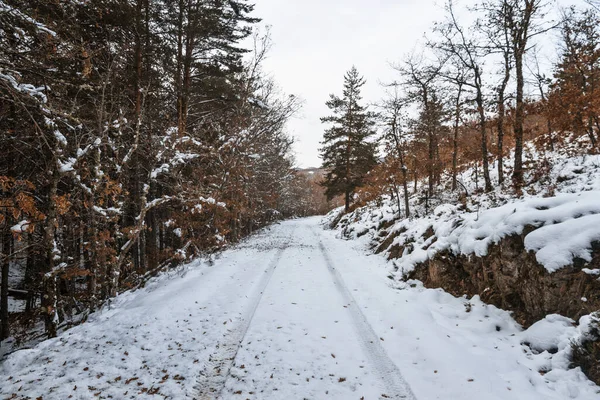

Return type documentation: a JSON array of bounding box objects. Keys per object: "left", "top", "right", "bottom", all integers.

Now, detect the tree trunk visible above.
[
  {"left": 344, "top": 190, "right": 350, "bottom": 212},
  {"left": 588, "top": 116, "right": 598, "bottom": 146},
  {"left": 477, "top": 93, "right": 492, "bottom": 192},
  {"left": 88, "top": 146, "right": 100, "bottom": 309},
  {"left": 1, "top": 227, "right": 10, "bottom": 341},
  {"left": 392, "top": 187, "right": 401, "bottom": 216},
  {"left": 513, "top": 53, "right": 525, "bottom": 189},
  {"left": 428, "top": 130, "right": 435, "bottom": 197},
  {"left": 413, "top": 157, "right": 418, "bottom": 194},
  {"left": 513, "top": 54, "right": 525, "bottom": 190},
  {"left": 497, "top": 107, "right": 505, "bottom": 185},
  {"left": 497, "top": 55, "right": 510, "bottom": 185},
  {"left": 24, "top": 234, "right": 36, "bottom": 312},
  {"left": 402, "top": 166, "right": 410, "bottom": 218},
  {"left": 42, "top": 166, "right": 60, "bottom": 338},
  {"left": 134, "top": 0, "right": 144, "bottom": 121},
  {"left": 180, "top": 0, "right": 195, "bottom": 136},
  {"left": 390, "top": 116, "right": 410, "bottom": 218},
  {"left": 452, "top": 83, "right": 463, "bottom": 191},
  {"left": 176, "top": 0, "right": 185, "bottom": 137},
  {"left": 146, "top": 206, "right": 158, "bottom": 271}
]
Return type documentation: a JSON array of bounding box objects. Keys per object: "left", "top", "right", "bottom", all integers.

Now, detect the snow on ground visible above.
[
  {"left": 1, "top": 226, "right": 297, "bottom": 400},
  {"left": 330, "top": 135, "right": 600, "bottom": 277},
  {"left": 319, "top": 223, "right": 599, "bottom": 400},
  {"left": 340, "top": 190, "right": 600, "bottom": 276},
  {"left": 1, "top": 218, "right": 598, "bottom": 399}
]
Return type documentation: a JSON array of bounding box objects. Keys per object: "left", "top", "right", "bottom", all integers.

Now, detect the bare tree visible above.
[
  {"left": 587, "top": 0, "right": 600, "bottom": 11},
  {"left": 501, "top": 0, "right": 555, "bottom": 189},
  {"left": 393, "top": 53, "right": 447, "bottom": 197},
  {"left": 434, "top": 0, "right": 492, "bottom": 192},
  {"left": 380, "top": 85, "right": 411, "bottom": 218},
  {"left": 479, "top": 0, "right": 514, "bottom": 185},
  {"left": 449, "top": 73, "right": 466, "bottom": 191}
]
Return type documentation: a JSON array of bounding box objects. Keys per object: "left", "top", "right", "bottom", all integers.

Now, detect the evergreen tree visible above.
[
  {"left": 320, "top": 67, "right": 378, "bottom": 212},
  {"left": 0, "top": 0, "right": 302, "bottom": 340}
]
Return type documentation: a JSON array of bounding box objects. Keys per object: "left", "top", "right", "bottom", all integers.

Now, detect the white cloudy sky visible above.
[
  {"left": 250, "top": 0, "right": 585, "bottom": 168},
  {"left": 250, "top": 0, "right": 444, "bottom": 167}
]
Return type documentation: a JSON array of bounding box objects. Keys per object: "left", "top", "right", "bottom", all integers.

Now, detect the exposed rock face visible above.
[{"left": 406, "top": 229, "right": 600, "bottom": 328}]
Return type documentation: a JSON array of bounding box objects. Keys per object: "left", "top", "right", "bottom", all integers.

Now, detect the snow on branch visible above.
[
  {"left": 0, "top": 71, "right": 48, "bottom": 103},
  {"left": 0, "top": 1, "right": 57, "bottom": 37}
]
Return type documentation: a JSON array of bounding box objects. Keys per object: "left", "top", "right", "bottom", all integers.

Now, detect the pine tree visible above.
[
  {"left": 0, "top": 0, "right": 301, "bottom": 340},
  {"left": 320, "top": 67, "right": 378, "bottom": 212}
]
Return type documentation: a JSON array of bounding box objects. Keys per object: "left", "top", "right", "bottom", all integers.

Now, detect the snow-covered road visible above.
[
  {"left": 215, "top": 223, "right": 414, "bottom": 399},
  {"left": 1, "top": 217, "right": 598, "bottom": 399}
]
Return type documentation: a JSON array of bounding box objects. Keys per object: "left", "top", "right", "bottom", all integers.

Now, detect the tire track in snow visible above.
[
  {"left": 316, "top": 237, "right": 417, "bottom": 400},
  {"left": 191, "top": 246, "right": 287, "bottom": 399}
]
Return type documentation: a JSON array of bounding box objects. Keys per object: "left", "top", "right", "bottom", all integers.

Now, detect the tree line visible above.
[
  {"left": 0, "top": 0, "right": 323, "bottom": 341},
  {"left": 320, "top": 0, "right": 600, "bottom": 216}
]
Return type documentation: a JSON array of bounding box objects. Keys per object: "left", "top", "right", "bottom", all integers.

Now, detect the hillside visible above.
[{"left": 325, "top": 133, "right": 600, "bottom": 384}]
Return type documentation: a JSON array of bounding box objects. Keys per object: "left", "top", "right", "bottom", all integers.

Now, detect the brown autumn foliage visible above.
[
  {"left": 0, "top": 1, "right": 311, "bottom": 341},
  {"left": 547, "top": 9, "right": 600, "bottom": 149}
]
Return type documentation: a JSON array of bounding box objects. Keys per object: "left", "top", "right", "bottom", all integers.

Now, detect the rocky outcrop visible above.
[{"left": 406, "top": 228, "right": 600, "bottom": 328}]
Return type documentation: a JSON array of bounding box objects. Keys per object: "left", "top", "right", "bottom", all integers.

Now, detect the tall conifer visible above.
[{"left": 320, "top": 67, "right": 377, "bottom": 212}]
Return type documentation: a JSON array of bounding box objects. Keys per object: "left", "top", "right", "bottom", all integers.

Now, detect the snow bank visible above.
[
  {"left": 321, "top": 223, "right": 600, "bottom": 399},
  {"left": 445, "top": 191, "right": 600, "bottom": 273},
  {"left": 333, "top": 190, "right": 600, "bottom": 275},
  {"left": 519, "top": 314, "right": 576, "bottom": 353},
  {"left": 328, "top": 137, "right": 600, "bottom": 276},
  {"left": 322, "top": 135, "right": 600, "bottom": 396},
  {"left": 525, "top": 212, "right": 600, "bottom": 272}
]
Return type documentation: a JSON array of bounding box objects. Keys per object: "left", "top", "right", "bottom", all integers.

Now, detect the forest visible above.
[
  {"left": 320, "top": 0, "right": 600, "bottom": 219},
  {"left": 1, "top": 0, "right": 600, "bottom": 398},
  {"left": 0, "top": 0, "right": 330, "bottom": 343},
  {"left": 1, "top": 0, "right": 600, "bottom": 371}
]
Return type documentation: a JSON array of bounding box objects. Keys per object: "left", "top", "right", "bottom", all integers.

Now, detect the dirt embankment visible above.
[
  {"left": 400, "top": 229, "right": 600, "bottom": 327},
  {"left": 383, "top": 229, "right": 600, "bottom": 384}
]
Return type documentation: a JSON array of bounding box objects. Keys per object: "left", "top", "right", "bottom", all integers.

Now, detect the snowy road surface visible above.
[{"left": 1, "top": 217, "right": 599, "bottom": 399}]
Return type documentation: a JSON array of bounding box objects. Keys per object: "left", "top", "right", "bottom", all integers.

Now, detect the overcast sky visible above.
[
  {"left": 250, "top": 0, "right": 584, "bottom": 168},
  {"left": 249, "top": 0, "right": 444, "bottom": 168}
]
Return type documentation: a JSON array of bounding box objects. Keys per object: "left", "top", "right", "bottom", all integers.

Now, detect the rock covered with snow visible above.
[{"left": 519, "top": 314, "right": 576, "bottom": 354}]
